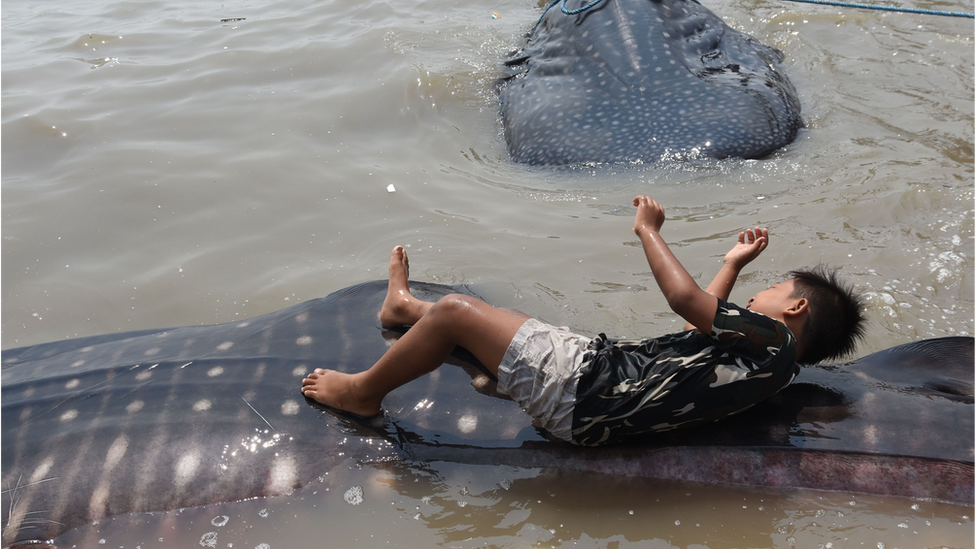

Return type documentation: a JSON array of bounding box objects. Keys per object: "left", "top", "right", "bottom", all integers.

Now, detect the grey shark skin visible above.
[
  {"left": 2, "top": 281, "right": 972, "bottom": 546},
  {"left": 499, "top": 0, "right": 802, "bottom": 165}
]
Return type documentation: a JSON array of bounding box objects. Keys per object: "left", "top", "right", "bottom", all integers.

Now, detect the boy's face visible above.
[{"left": 746, "top": 279, "right": 798, "bottom": 320}]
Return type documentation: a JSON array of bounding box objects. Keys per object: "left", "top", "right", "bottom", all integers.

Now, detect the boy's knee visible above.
[{"left": 430, "top": 294, "right": 479, "bottom": 317}]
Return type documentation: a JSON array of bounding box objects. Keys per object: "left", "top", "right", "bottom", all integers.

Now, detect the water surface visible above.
[{"left": 2, "top": 0, "right": 973, "bottom": 545}]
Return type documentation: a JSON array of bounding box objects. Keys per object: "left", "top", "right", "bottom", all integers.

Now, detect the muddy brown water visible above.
[{"left": 2, "top": 0, "right": 973, "bottom": 546}]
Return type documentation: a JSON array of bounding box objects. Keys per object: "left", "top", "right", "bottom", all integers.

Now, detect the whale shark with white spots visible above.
[
  {"left": 499, "top": 0, "right": 802, "bottom": 164},
  {"left": 2, "top": 281, "right": 972, "bottom": 546}
]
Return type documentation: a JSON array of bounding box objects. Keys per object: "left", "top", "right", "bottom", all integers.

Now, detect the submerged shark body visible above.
[
  {"left": 499, "top": 0, "right": 802, "bottom": 165},
  {"left": 2, "top": 281, "right": 972, "bottom": 545}
]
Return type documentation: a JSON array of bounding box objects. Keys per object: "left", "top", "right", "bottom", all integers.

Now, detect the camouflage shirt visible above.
[{"left": 570, "top": 299, "right": 798, "bottom": 446}]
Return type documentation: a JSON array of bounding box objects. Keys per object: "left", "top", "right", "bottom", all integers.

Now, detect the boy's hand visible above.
[
  {"left": 633, "top": 196, "right": 665, "bottom": 237},
  {"left": 724, "top": 228, "right": 768, "bottom": 270}
]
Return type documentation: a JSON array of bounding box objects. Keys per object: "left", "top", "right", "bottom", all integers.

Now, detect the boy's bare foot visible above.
[
  {"left": 301, "top": 369, "right": 381, "bottom": 417},
  {"left": 379, "top": 246, "right": 425, "bottom": 327}
]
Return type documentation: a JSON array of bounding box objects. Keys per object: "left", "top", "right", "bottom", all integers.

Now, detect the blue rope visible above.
[
  {"left": 782, "top": 0, "right": 974, "bottom": 17},
  {"left": 535, "top": 0, "right": 610, "bottom": 28},
  {"left": 559, "top": 0, "right": 610, "bottom": 14}
]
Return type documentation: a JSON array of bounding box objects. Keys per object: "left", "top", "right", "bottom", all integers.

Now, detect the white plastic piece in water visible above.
[
  {"left": 387, "top": 184, "right": 396, "bottom": 193},
  {"left": 344, "top": 485, "right": 365, "bottom": 505}
]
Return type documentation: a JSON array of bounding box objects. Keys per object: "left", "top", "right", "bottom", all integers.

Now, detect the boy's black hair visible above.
[{"left": 789, "top": 264, "right": 867, "bottom": 364}]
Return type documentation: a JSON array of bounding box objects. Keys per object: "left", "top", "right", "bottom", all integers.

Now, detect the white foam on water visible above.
[{"left": 344, "top": 486, "right": 365, "bottom": 505}]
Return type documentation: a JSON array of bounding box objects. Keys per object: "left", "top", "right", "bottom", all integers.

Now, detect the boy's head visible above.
[{"left": 747, "top": 265, "right": 866, "bottom": 364}]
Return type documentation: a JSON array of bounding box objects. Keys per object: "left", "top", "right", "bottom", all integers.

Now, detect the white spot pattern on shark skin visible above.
[
  {"left": 30, "top": 456, "right": 55, "bottom": 483},
  {"left": 65, "top": 378, "right": 80, "bottom": 389},
  {"left": 296, "top": 335, "right": 312, "bottom": 346},
  {"left": 217, "top": 341, "right": 234, "bottom": 351},
  {"left": 207, "top": 366, "right": 225, "bottom": 377},
  {"left": 236, "top": 321, "right": 250, "bottom": 328},
  {"left": 89, "top": 482, "right": 110, "bottom": 521},
  {"left": 135, "top": 370, "right": 152, "bottom": 381},
  {"left": 126, "top": 400, "right": 144, "bottom": 414},
  {"left": 193, "top": 400, "right": 212, "bottom": 412},
  {"left": 104, "top": 436, "right": 128, "bottom": 471},
  {"left": 266, "top": 455, "right": 297, "bottom": 494},
  {"left": 863, "top": 425, "right": 878, "bottom": 446},
  {"left": 295, "top": 312, "right": 309, "bottom": 323},
  {"left": 144, "top": 347, "right": 161, "bottom": 356},
  {"left": 60, "top": 409, "right": 79, "bottom": 422},
  {"left": 175, "top": 450, "right": 201, "bottom": 491},
  {"left": 281, "top": 400, "right": 300, "bottom": 416},
  {"left": 70, "top": 359, "right": 85, "bottom": 367},
  {"left": 291, "top": 366, "right": 307, "bottom": 377},
  {"left": 457, "top": 414, "right": 478, "bottom": 433},
  {"left": 471, "top": 375, "right": 489, "bottom": 390}
]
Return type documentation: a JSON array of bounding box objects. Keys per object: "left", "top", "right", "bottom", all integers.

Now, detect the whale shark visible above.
[
  {"left": 499, "top": 0, "right": 803, "bottom": 165},
  {"left": 2, "top": 280, "right": 972, "bottom": 546}
]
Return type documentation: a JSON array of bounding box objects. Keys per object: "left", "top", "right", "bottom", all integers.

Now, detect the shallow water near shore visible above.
[{"left": 2, "top": 0, "right": 973, "bottom": 545}]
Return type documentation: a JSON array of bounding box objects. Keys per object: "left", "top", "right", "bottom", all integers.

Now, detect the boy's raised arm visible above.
[
  {"left": 681, "top": 227, "right": 768, "bottom": 331},
  {"left": 632, "top": 196, "right": 718, "bottom": 334}
]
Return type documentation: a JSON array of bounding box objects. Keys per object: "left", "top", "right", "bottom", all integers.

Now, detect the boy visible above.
[{"left": 301, "top": 196, "right": 866, "bottom": 445}]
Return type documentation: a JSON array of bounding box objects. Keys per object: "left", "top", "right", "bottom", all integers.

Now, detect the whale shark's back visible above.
[{"left": 2, "top": 282, "right": 972, "bottom": 545}]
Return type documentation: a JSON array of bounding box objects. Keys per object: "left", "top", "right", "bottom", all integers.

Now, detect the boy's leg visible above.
[
  {"left": 378, "top": 245, "right": 432, "bottom": 327},
  {"left": 301, "top": 246, "right": 530, "bottom": 417},
  {"left": 379, "top": 245, "right": 531, "bottom": 327}
]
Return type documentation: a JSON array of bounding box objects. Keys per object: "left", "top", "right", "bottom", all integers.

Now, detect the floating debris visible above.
[
  {"left": 344, "top": 485, "right": 365, "bottom": 505},
  {"left": 211, "top": 515, "right": 229, "bottom": 527},
  {"left": 199, "top": 531, "right": 218, "bottom": 547}
]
